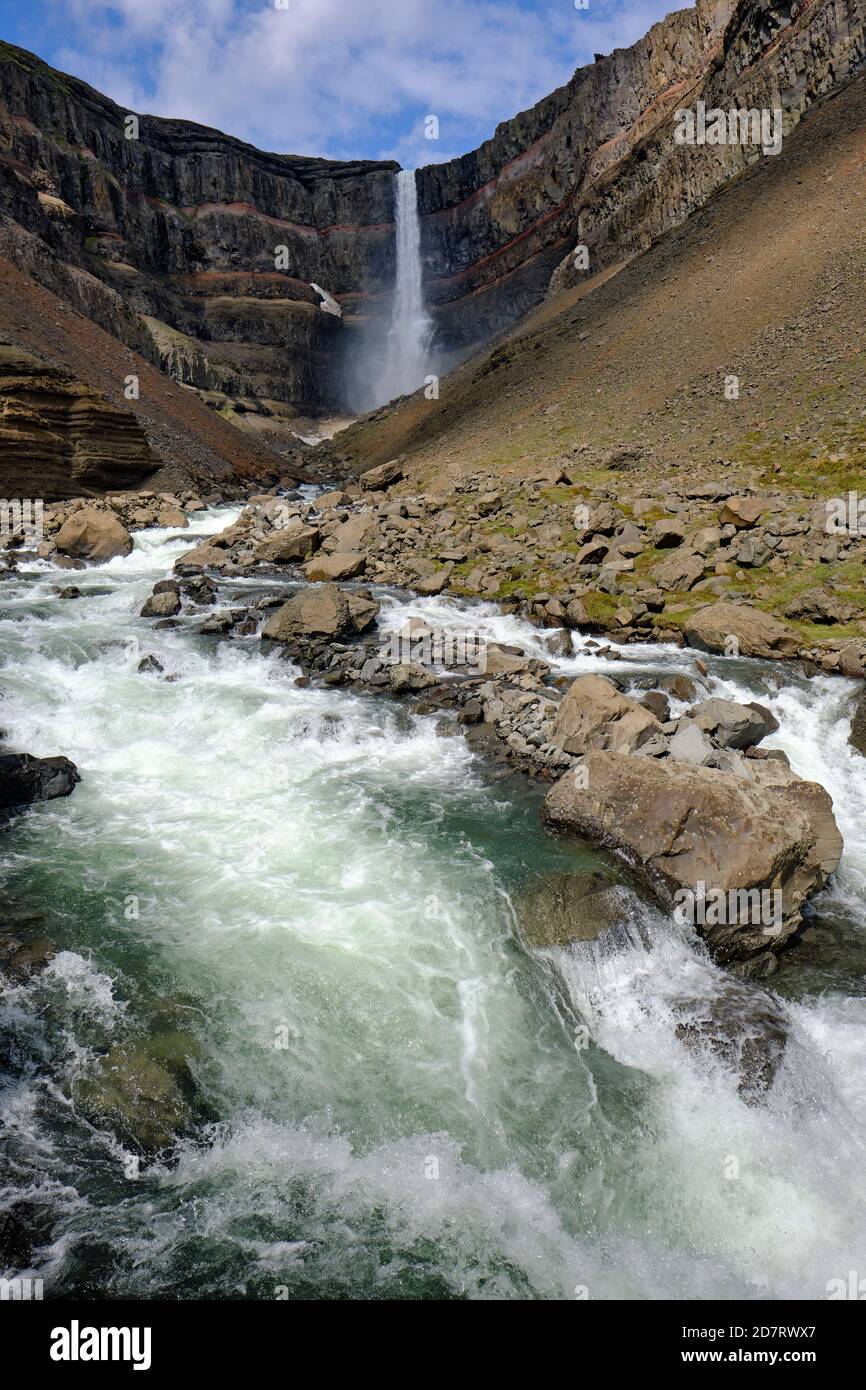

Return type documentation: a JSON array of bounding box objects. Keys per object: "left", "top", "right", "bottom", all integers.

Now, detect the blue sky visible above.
[{"left": 1, "top": 0, "right": 686, "bottom": 165}]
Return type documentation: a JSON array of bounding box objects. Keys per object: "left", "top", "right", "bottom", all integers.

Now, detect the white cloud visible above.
[{"left": 52, "top": 0, "right": 684, "bottom": 163}]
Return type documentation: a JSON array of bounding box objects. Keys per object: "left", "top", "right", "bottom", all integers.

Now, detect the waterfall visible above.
[{"left": 376, "top": 169, "right": 432, "bottom": 404}]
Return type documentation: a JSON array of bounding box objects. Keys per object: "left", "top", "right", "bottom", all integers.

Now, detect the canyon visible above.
[{"left": 1, "top": 0, "right": 864, "bottom": 496}]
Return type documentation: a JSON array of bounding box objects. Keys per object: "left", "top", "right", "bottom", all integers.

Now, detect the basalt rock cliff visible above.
[{"left": 0, "top": 0, "right": 863, "bottom": 457}]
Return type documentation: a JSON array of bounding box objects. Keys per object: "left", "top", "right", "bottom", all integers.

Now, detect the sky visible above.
[{"left": 0, "top": 0, "right": 686, "bottom": 166}]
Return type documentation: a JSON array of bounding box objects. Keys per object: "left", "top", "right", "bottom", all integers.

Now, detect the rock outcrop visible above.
[{"left": 0, "top": 342, "right": 159, "bottom": 498}]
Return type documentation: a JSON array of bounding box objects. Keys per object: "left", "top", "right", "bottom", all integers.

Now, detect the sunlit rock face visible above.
[{"left": 418, "top": 0, "right": 866, "bottom": 355}]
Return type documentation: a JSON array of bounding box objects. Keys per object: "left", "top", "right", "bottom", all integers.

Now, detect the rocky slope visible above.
[
  {"left": 421, "top": 0, "right": 864, "bottom": 352},
  {"left": 321, "top": 63, "right": 866, "bottom": 656}
]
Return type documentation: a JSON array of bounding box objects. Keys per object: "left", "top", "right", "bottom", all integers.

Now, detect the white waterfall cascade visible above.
[{"left": 376, "top": 169, "right": 433, "bottom": 404}]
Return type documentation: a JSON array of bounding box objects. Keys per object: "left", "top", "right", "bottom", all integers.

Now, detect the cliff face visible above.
[
  {"left": 418, "top": 0, "right": 866, "bottom": 354},
  {"left": 0, "top": 0, "right": 863, "bottom": 437},
  {"left": 0, "top": 40, "right": 397, "bottom": 433},
  {"left": 0, "top": 342, "right": 159, "bottom": 498}
]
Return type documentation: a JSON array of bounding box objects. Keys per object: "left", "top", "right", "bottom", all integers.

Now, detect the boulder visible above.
[
  {"left": 668, "top": 720, "right": 714, "bottom": 764},
  {"left": 176, "top": 540, "right": 234, "bottom": 572},
  {"left": 0, "top": 753, "right": 80, "bottom": 808},
  {"left": 548, "top": 675, "right": 662, "bottom": 756},
  {"left": 688, "top": 698, "right": 778, "bottom": 749},
  {"left": 683, "top": 603, "right": 799, "bottom": 660},
  {"left": 346, "top": 593, "right": 380, "bottom": 633},
  {"left": 54, "top": 508, "right": 133, "bottom": 563},
  {"left": 543, "top": 751, "right": 842, "bottom": 960},
  {"left": 262, "top": 584, "right": 350, "bottom": 641},
  {"left": 140, "top": 590, "right": 181, "bottom": 618},
  {"left": 652, "top": 518, "right": 686, "bottom": 548},
  {"left": 360, "top": 459, "right": 403, "bottom": 491},
  {"left": 718, "top": 497, "right": 764, "bottom": 528},
  {"left": 783, "top": 588, "right": 857, "bottom": 625},
  {"left": 415, "top": 569, "right": 451, "bottom": 596},
  {"left": 389, "top": 663, "right": 437, "bottom": 693},
  {"left": 255, "top": 525, "right": 320, "bottom": 564},
  {"left": 304, "top": 551, "right": 366, "bottom": 582},
  {"left": 653, "top": 550, "right": 705, "bottom": 591},
  {"left": 327, "top": 513, "right": 376, "bottom": 553}
]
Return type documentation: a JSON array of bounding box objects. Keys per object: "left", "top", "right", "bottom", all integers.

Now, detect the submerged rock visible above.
[
  {"left": 515, "top": 871, "right": 630, "bottom": 949},
  {"left": 674, "top": 981, "right": 788, "bottom": 1103},
  {"left": 850, "top": 687, "right": 866, "bottom": 757},
  {"left": 73, "top": 1031, "right": 202, "bottom": 1155}
]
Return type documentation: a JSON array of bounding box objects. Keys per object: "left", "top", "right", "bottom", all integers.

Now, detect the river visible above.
[{"left": 2, "top": 507, "right": 865, "bottom": 1300}]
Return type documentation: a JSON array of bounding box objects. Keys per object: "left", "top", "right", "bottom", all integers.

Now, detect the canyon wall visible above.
[
  {"left": 0, "top": 0, "right": 864, "bottom": 435},
  {"left": 0, "top": 39, "right": 397, "bottom": 433},
  {"left": 418, "top": 0, "right": 866, "bottom": 354}
]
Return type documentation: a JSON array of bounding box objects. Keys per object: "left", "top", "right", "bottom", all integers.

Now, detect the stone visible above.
[
  {"left": 652, "top": 518, "right": 686, "bottom": 548},
  {"left": 389, "top": 663, "right": 437, "bottom": 693},
  {"left": 141, "top": 590, "right": 181, "bottom": 618},
  {"left": 515, "top": 872, "right": 630, "bottom": 948},
  {"left": 255, "top": 526, "right": 320, "bottom": 564},
  {"left": 304, "top": 551, "right": 366, "bottom": 581},
  {"left": 653, "top": 550, "right": 705, "bottom": 592},
  {"left": 784, "top": 588, "right": 857, "bottom": 624},
  {"left": 360, "top": 459, "right": 403, "bottom": 490},
  {"left": 415, "top": 568, "right": 451, "bottom": 596},
  {"left": 850, "top": 687, "right": 866, "bottom": 757},
  {"left": 683, "top": 603, "right": 799, "bottom": 660},
  {"left": 668, "top": 720, "right": 714, "bottom": 764},
  {"left": 688, "top": 697, "right": 778, "bottom": 749},
  {"left": 54, "top": 508, "right": 133, "bottom": 563},
  {"left": 543, "top": 751, "right": 842, "bottom": 960},
  {"left": 719, "top": 497, "right": 765, "bottom": 528},
  {"left": 0, "top": 752, "right": 81, "bottom": 807},
  {"left": 548, "top": 674, "right": 662, "bottom": 756},
  {"left": 262, "top": 584, "right": 350, "bottom": 640}
]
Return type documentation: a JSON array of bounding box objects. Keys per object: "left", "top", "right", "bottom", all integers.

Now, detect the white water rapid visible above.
[
  {"left": 375, "top": 169, "right": 433, "bottom": 405},
  {"left": 2, "top": 512, "right": 866, "bottom": 1300}
]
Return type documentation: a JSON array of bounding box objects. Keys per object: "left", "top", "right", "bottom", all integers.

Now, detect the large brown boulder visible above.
[
  {"left": 548, "top": 675, "right": 661, "bottom": 756},
  {"left": 360, "top": 459, "right": 403, "bottom": 490},
  {"left": 543, "top": 751, "right": 842, "bottom": 960},
  {"left": 254, "top": 525, "right": 320, "bottom": 564},
  {"left": 262, "top": 584, "right": 351, "bottom": 641},
  {"left": 683, "top": 603, "right": 799, "bottom": 660},
  {"left": 304, "top": 551, "right": 366, "bottom": 581},
  {"left": 54, "top": 507, "right": 133, "bottom": 562}
]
